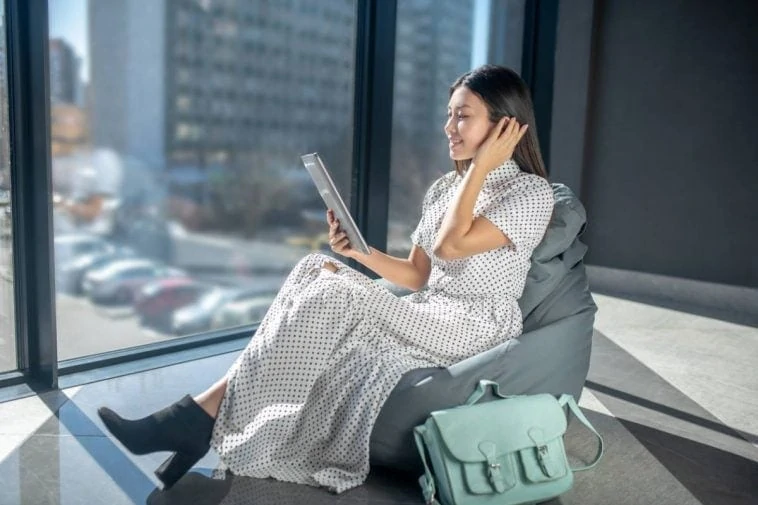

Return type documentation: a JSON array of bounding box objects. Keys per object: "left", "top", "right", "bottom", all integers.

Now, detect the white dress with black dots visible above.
[{"left": 209, "top": 159, "right": 555, "bottom": 493}]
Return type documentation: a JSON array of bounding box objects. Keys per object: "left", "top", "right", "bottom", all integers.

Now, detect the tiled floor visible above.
[{"left": 0, "top": 293, "right": 756, "bottom": 505}]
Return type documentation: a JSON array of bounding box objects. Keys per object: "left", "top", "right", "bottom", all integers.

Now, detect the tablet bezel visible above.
[{"left": 300, "top": 152, "right": 371, "bottom": 255}]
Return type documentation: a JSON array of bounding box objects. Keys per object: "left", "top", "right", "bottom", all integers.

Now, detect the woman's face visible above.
[{"left": 445, "top": 86, "right": 496, "bottom": 161}]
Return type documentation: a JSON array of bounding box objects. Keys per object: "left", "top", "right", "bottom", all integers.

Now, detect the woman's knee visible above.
[
  {"left": 293, "top": 252, "right": 323, "bottom": 271},
  {"left": 292, "top": 252, "right": 339, "bottom": 278}
]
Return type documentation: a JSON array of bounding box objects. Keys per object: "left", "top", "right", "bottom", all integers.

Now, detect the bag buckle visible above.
[
  {"left": 487, "top": 462, "right": 502, "bottom": 482},
  {"left": 479, "top": 441, "right": 510, "bottom": 493},
  {"left": 537, "top": 444, "right": 559, "bottom": 478},
  {"left": 486, "top": 461, "right": 506, "bottom": 493}
]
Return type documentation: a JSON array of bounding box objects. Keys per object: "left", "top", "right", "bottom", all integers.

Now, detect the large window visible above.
[
  {"left": 0, "top": 0, "right": 13, "bottom": 373},
  {"left": 49, "top": 0, "right": 357, "bottom": 360}
]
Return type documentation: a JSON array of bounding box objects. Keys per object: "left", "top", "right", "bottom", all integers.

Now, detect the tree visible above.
[{"left": 207, "top": 151, "right": 298, "bottom": 238}]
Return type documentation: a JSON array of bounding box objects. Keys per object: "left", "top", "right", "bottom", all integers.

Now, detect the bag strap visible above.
[
  {"left": 413, "top": 425, "right": 441, "bottom": 505},
  {"left": 559, "top": 394, "right": 605, "bottom": 471},
  {"left": 465, "top": 379, "right": 513, "bottom": 405}
]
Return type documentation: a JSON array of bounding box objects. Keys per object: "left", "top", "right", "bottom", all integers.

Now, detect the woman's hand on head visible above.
[
  {"left": 472, "top": 117, "right": 529, "bottom": 173},
  {"left": 326, "top": 209, "right": 356, "bottom": 258}
]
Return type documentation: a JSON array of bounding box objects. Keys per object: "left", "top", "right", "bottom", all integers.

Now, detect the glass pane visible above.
[
  {"left": 388, "top": 0, "right": 491, "bottom": 256},
  {"left": 0, "top": 0, "right": 15, "bottom": 373},
  {"left": 49, "top": 0, "right": 357, "bottom": 360}
]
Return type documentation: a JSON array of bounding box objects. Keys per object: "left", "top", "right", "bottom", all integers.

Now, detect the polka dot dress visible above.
[{"left": 210, "top": 159, "right": 555, "bottom": 493}]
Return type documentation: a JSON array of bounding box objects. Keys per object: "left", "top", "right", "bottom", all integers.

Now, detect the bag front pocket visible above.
[
  {"left": 461, "top": 443, "right": 518, "bottom": 494},
  {"left": 519, "top": 438, "right": 569, "bottom": 483}
]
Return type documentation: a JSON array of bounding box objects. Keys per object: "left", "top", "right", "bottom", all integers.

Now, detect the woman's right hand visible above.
[
  {"left": 326, "top": 209, "right": 356, "bottom": 258},
  {"left": 471, "top": 117, "right": 528, "bottom": 173}
]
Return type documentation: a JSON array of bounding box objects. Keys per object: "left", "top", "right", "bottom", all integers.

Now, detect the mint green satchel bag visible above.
[{"left": 413, "top": 380, "right": 604, "bottom": 505}]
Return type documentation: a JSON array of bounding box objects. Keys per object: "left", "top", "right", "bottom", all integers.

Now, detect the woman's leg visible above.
[
  {"left": 194, "top": 377, "right": 228, "bottom": 419},
  {"left": 98, "top": 383, "right": 220, "bottom": 489}
]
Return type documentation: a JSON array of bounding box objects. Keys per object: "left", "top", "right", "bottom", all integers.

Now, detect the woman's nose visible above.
[{"left": 444, "top": 117, "right": 455, "bottom": 135}]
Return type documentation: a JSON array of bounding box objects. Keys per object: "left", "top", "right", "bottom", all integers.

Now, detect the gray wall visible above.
[{"left": 550, "top": 0, "right": 758, "bottom": 288}]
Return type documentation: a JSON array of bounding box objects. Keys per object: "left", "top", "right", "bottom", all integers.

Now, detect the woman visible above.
[{"left": 97, "top": 64, "right": 554, "bottom": 493}]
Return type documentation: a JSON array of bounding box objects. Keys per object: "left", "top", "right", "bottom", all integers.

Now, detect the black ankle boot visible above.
[{"left": 98, "top": 395, "right": 215, "bottom": 488}]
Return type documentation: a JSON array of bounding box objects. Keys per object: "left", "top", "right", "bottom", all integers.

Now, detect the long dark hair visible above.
[{"left": 450, "top": 65, "right": 548, "bottom": 179}]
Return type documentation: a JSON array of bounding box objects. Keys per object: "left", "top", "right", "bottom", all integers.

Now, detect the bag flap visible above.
[{"left": 430, "top": 394, "right": 567, "bottom": 462}]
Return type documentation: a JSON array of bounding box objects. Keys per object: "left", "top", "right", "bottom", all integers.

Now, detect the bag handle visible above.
[
  {"left": 464, "top": 379, "right": 513, "bottom": 405},
  {"left": 559, "top": 394, "right": 605, "bottom": 471},
  {"left": 413, "top": 425, "right": 441, "bottom": 505}
]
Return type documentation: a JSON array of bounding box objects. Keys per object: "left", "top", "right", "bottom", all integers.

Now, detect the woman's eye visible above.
[{"left": 457, "top": 114, "right": 467, "bottom": 120}]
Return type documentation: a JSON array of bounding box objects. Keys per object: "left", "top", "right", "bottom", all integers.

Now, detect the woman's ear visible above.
[{"left": 485, "top": 116, "right": 507, "bottom": 137}]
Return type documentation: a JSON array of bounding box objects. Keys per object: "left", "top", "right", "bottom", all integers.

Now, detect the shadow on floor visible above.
[
  {"left": 620, "top": 418, "right": 758, "bottom": 505},
  {"left": 586, "top": 380, "right": 758, "bottom": 446}
]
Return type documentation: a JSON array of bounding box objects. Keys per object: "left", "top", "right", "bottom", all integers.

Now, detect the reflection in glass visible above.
[
  {"left": 388, "top": 0, "right": 486, "bottom": 256},
  {"left": 0, "top": 0, "right": 15, "bottom": 373},
  {"left": 49, "top": 0, "right": 357, "bottom": 360}
]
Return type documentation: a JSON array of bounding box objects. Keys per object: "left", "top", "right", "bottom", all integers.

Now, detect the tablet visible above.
[{"left": 300, "top": 152, "right": 371, "bottom": 255}]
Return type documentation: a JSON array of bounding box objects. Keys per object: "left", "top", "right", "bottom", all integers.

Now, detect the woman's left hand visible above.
[
  {"left": 327, "top": 209, "right": 356, "bottom": 258},
  {"left": 471, "top": 117, "right": 529, "bottom": 173}
]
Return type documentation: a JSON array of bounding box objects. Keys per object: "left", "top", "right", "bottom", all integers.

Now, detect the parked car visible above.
[
  {"left": 82, "top": 258, "right": 187, "bottom": 305},
  {"left": 56, "top": 245, "right": 136, "bottom": 294},
  {"left": 135, "top": 278, "right": 209, "bottom": 330},
  {"left": 210, "top": 293, "right": 277, "bottom": 329},
  {"left": 171, "top": 287, "right": 273, "bottom": 336}
]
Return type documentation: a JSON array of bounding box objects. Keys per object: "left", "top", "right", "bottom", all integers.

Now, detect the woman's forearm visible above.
[
  {"left": 433, "top": 163, "right": 488, "bottom": 255},
  {"left": 349, "top": 247, "right": 426, "bottom": 291}
]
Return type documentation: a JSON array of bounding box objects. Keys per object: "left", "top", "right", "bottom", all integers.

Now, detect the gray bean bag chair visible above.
[{"left": 369, "top": 183, "right": 596, "bottom": 472}]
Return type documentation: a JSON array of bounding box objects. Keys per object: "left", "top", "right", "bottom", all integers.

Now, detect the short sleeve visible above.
[
  {"left": 410, "top": 218, "right": 425, "bottom": 249},
  {"left": 482, "top": 175, "right": 554, "bottom": 251},
  {"left": 410, "top": 174, "right": 452, "bottom": 249}
]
